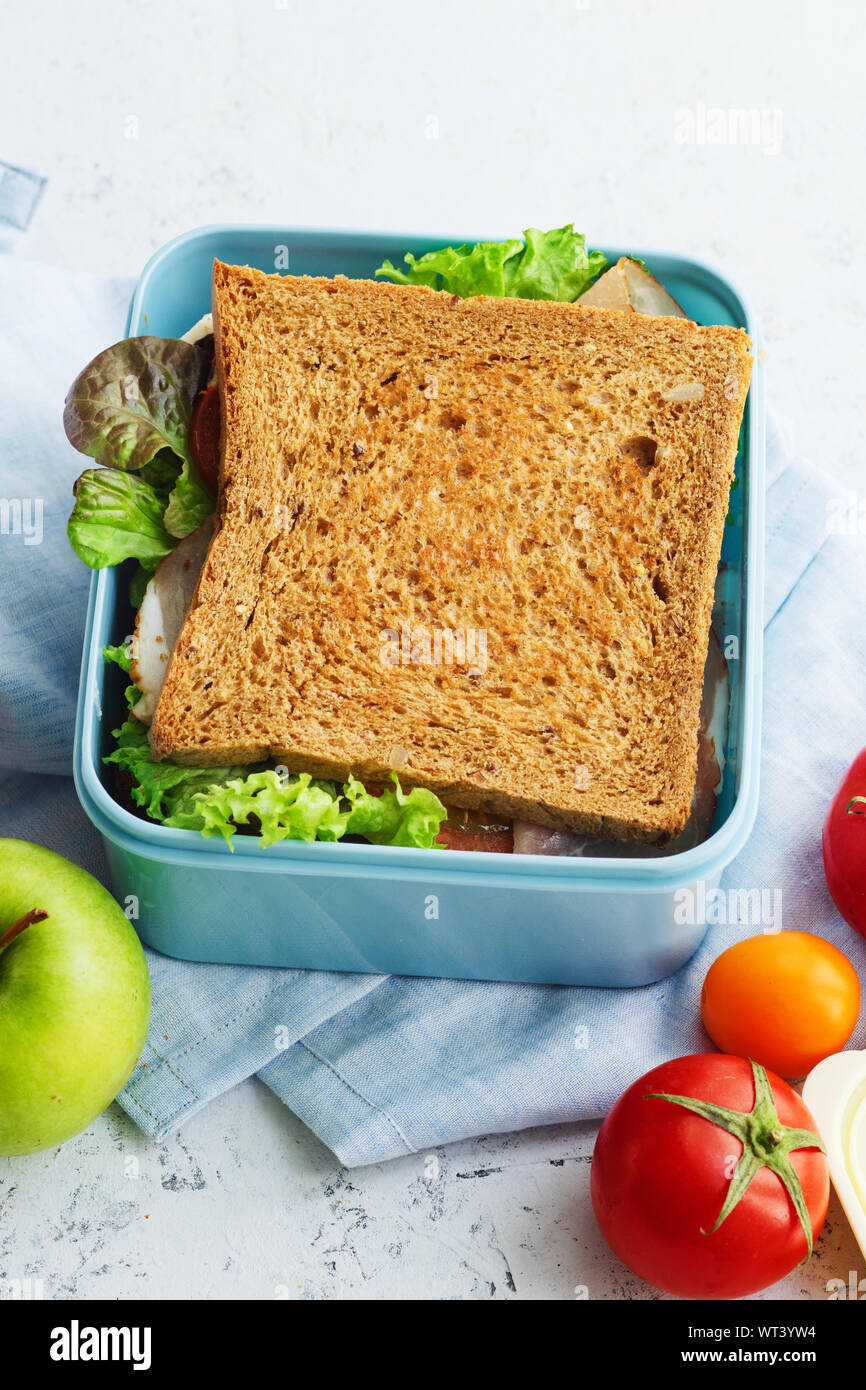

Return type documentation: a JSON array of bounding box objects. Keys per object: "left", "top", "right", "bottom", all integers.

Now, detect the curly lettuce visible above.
[
  {"left": 104, "top": 709, "right": 447, "bottom": 851},
  {"left": 342, "top": 775, "right": 446, "bottom": 848},
  {"left": 375, "top": 225, "right": 607, "bottom": 302},
  {"left": 103, "top": 640, "right": 133, "bottom": 674}
]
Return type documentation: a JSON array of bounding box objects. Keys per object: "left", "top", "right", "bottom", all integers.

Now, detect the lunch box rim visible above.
[{"left": 73, "top": 222, "right": 765, "bottom": 890}]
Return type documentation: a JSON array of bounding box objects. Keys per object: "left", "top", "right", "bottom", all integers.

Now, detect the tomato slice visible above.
[
  {"left": 435, "top": 810, "right": 513, "bottom": 853},
  {"left": 190, "top": 385, "right": 221, "bottom": 493}
]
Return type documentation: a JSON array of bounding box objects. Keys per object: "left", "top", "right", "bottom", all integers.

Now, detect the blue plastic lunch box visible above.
[{"left": 73, "top": 225, "right": 765, "bottom": 987}]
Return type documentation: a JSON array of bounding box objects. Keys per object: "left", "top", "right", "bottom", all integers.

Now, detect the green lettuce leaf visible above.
[
  {"left": 104, "top": 714, "right": 250, "bottom": 821},
  {"left": 375, "top": 225, "right": 607, "bottom": 302},
  {"left": 139, "top": 448, "right": 183, "bottom": 503},
  {"left": 343, "top": 774, "right": 448, "bottom": 848},
  {"left": 175, "top": 770, "right": 447, "bottom": 849},
  {"left": 377, "top": 237, "right": 523, "bottom": 296},
  {"left": 167, "top": 770, "right": 351, "bottom": 847},
  {"left": 104, "top": 717, "right": 447, "bottom": 850},
  {"left": 103, "top": 640, "right": 132, "bottom": 674},
  {"left": 102, "top": 641, "right": 139, "bottom": 709},
  {"left": 63, "top": 336, "right": 210, "bottom": 471},
  {"left": 67, "top": 468, "right": 176, "bottom": 569},
  {"left": 163, "top": 458, "right": 214, "bottom": 539}
]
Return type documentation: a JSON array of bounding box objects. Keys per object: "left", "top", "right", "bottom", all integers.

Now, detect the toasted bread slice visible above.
[{"left": 149, "top": 262, "right": 751, "bottom": 844}]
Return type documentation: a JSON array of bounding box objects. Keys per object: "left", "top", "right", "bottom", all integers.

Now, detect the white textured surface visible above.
[
  {"left": 3, "top": 1091, "right": 862, "bottom": 1301},
  {"left": 2, "top": 0, "right": 864, "bottom": 1301}
]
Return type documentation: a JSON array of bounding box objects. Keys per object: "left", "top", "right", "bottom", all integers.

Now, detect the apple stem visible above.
[{"left": 0, "top": 908, "right": 49, "bottom": 950}]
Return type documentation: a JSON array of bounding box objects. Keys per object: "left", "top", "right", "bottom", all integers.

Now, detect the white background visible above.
[{"left": 2, "top": 0, "right": 864, "bottom": 1300}]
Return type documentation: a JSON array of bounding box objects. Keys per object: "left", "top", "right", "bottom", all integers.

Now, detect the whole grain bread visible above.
[{"left": 149, "top": 261, "right": 752, "bottom": 843}]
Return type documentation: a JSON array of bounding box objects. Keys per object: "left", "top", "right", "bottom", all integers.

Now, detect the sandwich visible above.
[{"left": 64, "top": 226, "right": 752, "bottom": 854}]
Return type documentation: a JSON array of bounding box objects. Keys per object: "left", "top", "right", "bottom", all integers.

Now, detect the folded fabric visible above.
[
  {"left": 2, "top": 254, "right": 862, "bottom": 1168},
  {"left": 0, "top": 258, "right": 131, "bottom": 774}
]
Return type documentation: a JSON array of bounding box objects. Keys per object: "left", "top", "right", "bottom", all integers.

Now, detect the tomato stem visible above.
[{"left": 646, "top": 1059, "right": 825, "bottom": 1257}]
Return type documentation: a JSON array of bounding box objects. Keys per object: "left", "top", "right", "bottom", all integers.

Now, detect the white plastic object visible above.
[{"left": 803, "top": 1049, "right": 866, "bottom": 1260}]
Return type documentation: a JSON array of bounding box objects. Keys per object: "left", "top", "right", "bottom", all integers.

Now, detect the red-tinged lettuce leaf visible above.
[{"left": 63, "top": 336, "right": 210, "bottom": 471}]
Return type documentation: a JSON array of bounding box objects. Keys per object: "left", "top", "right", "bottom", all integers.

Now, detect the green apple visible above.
[{"left": 0, "top": 839, "right": 150, "bottom": 1156}]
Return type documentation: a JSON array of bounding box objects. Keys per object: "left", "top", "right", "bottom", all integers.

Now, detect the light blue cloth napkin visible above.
[{"left": 2, "top": 256, "right": 864, "bottom": 1168}]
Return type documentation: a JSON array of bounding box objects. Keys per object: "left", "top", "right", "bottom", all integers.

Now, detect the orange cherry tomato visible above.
[{"left": 700, "top": 931, "right": 860, "bottom": 1079}]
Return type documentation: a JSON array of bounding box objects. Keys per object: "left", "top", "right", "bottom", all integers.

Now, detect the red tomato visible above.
[
  {"left": 824, "top": 747, "right": 866, "bottom": 937},
  {"left": 591, "top": 1054, "right": 829, "bottom": 1299},
  {"left": 190, "top": 385, "right": 221, "bottom": 493}
]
